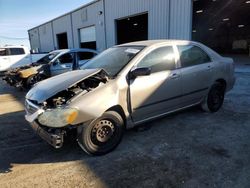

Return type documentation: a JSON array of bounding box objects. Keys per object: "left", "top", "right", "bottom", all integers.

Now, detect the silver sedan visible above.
[{"left": 25, "top": 40, "right": 235, "bottom": 155}]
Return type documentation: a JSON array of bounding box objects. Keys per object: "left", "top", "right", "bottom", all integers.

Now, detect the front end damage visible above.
[
  {"left": 25, "top": 69, "right": 108, "bottom": 148},
  {"left": 3, "top": 64, "right": 49, "bottom": 89},
  {"left": 3, "top": 65, "right": 31, "bottom": 88},
  {"left": 25, "top": 100, "right": 65, "bottom": 148}
]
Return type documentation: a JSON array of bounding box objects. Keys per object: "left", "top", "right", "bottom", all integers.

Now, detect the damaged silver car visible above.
[{"left": 25, "top": 40, "right": 235, "bottom": 155}]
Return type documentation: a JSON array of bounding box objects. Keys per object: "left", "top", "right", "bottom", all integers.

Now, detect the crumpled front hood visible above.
[
  {"left": 19, "top": 65, "right": 42, "bottom": 78},
  {"left": 26, "top": 69, "right": 102, "bottom": 103}
]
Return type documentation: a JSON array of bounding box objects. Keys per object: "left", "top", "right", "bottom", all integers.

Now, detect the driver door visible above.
[
  {"left": 129, "top": 45, "right": 182, "bottom": 123},
  {"left": 50, "top": 52, "right": 75, "bottom": 76}
]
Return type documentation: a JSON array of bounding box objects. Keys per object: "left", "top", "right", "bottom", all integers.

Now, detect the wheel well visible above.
[
  {"left": 39, "top": 74, "right": 48, "bottom": 79},
  {"left": 215, "top": 79, "right": 227, "bottom": 90},
  {"left": 106, "top": 105, "right": 126, "bottom": 127}
]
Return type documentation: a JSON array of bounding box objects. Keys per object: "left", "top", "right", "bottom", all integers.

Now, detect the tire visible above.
[
  {"left": 201, "top": 82, "right": 225, "bottom": 113},
  {"left": 78, "top": 111, "right": 124, "bottom": 155}
]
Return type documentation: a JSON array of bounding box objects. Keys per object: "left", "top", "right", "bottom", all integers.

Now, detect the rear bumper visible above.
[{"left": 29, "top": 121, "right": 64, "bottom": 148}]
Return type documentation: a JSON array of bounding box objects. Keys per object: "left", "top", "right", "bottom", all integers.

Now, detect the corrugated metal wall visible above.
[
  {"left": 104, "top": 0, "right": 171, "bottom": 48},
  {"left": 29, "top": 28, "right": 40, "bottom": 52},
  {"left": 28, "top": 0, "right": 192, "bottom": 52},
  {"left": 52, "top": 15, "right": 74, "bottom": 49},
  {"left": 71, "top": 0, "right": 106, "bottom": 51},
  {"left": 104, "top": 0, "right": 192, "bottom": 47},
  {"left": 169, "top": 0, "right": 192, "bottom": 40},
  {"left": 38, "top": 23, "right": 54, "bottom": 52}
]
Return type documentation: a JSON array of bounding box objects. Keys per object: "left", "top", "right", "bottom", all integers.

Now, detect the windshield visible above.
[
  {"left": 81, "top": 46, "right": 144, "bottom": 77},
  {"left": 36, "top": 52, "right": 60, "bottom": 64}
]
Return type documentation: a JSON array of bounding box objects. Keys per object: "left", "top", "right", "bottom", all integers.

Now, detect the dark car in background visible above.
[{"left": 3, "top": 48, "right": 98, "bottom": 89}]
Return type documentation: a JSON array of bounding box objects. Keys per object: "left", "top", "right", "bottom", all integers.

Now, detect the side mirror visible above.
[{"left": 129, "top": 67, "right": 151, "bottom": 79}]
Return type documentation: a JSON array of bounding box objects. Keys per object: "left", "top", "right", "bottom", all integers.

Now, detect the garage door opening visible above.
[
  {"left": 57, "top": 33, "right": 68, "bottom": 49},
  {"left": 192, "top": 0, "right": 250, "bottom": 56},
  {"left": 79, "top": 26, "right": 97, "bottom": 50},
  {"left": 116, "top": 13, "right": 148, "bottom": 45}
]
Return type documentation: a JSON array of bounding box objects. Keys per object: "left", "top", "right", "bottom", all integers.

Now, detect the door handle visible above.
[{"left": 170, "top": 73, "right": 180, "bottom": 79}]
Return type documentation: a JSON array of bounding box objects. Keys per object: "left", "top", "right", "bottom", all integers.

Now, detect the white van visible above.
[{"left": 0, "top": 46, "right": 46, "bottom": 73}]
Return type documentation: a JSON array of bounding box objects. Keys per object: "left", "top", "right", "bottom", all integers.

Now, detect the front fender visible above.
[{"left": 69, "top": 80, "right": 129, "bottom": 125}]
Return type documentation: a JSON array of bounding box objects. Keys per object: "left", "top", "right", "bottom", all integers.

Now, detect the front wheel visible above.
[
  {"left": 201, "top": 82, "right": 225, "bottom": 112},
  {"left": 25, "top": 74, "right": 44, "bottom": 89},
  {"left": 78, "top": 111, "right": 124, "bottom": 155}
]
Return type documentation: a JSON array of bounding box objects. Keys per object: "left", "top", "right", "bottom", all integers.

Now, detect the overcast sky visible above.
[{"left": 0, "top": 0, "right": 92, "bottom": 47}]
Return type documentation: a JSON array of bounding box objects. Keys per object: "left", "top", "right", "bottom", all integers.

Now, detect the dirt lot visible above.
[{"left": 0, "top": 65, "right": 250, "bottom": 188}]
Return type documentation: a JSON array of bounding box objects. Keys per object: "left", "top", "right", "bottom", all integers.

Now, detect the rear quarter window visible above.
[{"left": 178, "top": 45, "right": 211, "bottom": 68}]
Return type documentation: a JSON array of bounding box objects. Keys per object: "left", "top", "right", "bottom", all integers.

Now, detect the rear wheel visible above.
[
  {"left": 201, "top": 82, "right": 225, "bottom": 112},
  {"left": 78, "top": 111, "right": 124, "bottom": 155}
]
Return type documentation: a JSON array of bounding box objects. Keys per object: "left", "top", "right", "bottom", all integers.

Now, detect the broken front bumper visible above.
[
  {"left": 29, "top": 121, "right": 64, "bottom": 148},
  {"left": 25, "top": 100, "right": 64, "bottom": 148},
  {"left": 3, "top": 74, "right": 22, "bottom": 88}
]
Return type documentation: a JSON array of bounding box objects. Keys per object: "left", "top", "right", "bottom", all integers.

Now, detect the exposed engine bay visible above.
[
  {"left": 24, "top": 71, "right": 109, "bottom": 149},
  {"left": 3, "top": 63, "right": 50, "bottom": 89},
  {"left": 40, "top": 70, "right": 108, "bottom": 109}
]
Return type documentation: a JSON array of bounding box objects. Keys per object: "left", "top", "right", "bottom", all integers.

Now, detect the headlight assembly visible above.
[{"left": 38, "top": 108, "right": 78, "bottom": 128}]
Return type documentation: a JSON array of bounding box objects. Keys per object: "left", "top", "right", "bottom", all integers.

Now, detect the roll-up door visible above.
[{"left": 79, "top": 26, "right": 97, "bottom": 50}]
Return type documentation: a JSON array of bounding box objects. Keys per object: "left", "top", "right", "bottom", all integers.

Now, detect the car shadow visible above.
[
  {"left": 0, "top": 79, "right": 201, "bottom": 176},
  {"left": 0, "top": 103, "right": 249, "bottom": 188}
]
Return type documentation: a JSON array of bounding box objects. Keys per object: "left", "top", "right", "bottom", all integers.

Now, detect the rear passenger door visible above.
[
  {"left": 50, "top": 52, "right": 75, "bottom": 76},
  {"left": 177, "top": 45, "right": 213, "bottom": 106}
]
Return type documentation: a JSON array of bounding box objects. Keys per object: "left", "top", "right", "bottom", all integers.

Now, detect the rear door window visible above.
[
  {"left": 78, "top": 51, "right": 96, "bottom": 61},
  {"left": 77, "top": 51, "right": 97, "bottom": 68},
  {"left": 57, "top": 53, "right": 74, "bottom": 64},
  {"left": 178, "top": 45, "right": 211, "bottom": 68}
]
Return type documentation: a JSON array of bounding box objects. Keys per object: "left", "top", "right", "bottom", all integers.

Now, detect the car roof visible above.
[
  {"left": 118, "top": 39, "right": 198, "bottom": 47},
  {"left": 50, "top": 48, "right": 98, "bottom": 54},
  {"left": 1, "top": 46, "right": 28, "bottom": 49},
  {"left": 118, "top": 39, "right": 222, "bottom": 60}
]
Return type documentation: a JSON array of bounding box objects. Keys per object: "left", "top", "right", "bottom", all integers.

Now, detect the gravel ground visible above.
[{"left": 0, "top": 66, "right": 250, "bottom": 188}]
